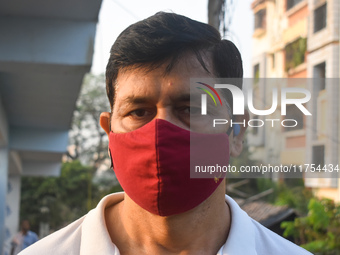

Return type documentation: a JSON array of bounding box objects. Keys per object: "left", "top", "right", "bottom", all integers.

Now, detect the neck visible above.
[{"left": 106, "top": 183, "right": 230, "bottom": 255}]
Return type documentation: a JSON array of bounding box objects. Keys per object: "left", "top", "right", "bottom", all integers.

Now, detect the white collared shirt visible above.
[{"left": 20, "top": 192, "right": 312, "bottom": 255}]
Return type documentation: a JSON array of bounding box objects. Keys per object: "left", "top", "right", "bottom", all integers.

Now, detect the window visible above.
[
  {"left": 312, "top": 62, "right": 326, "bottom": 138},
  {"left": 314, "top": 3, "right": 327, "bottom": 33},
  {"left": 313, "top": 62, "right": 326, "bottom": 89},
  {"left": 286, "top": 0, "right": 303, "bottom": 10},
  {"left": 254, "top": 9, "right": 266, "bottom": 30},
  {"left": 284, "top": 105, "right": 304, "bottom": 131},
  {"left": 253, "top": 64, "right": 260, "bottom": 83},
  {"left": 314, "top": 62, "right": 326, "bottom": 79},
  {"left": 271, "top": 53, "right": 275, "bottom": 69},
  {"left": 312, "top": 145, "right": 325, "bottom": 166},
  {"left": 284, "top": 37, "right": 307, "bottom": 71}
]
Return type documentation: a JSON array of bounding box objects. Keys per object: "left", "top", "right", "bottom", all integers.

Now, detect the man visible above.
[
  {"left": 11, "top": 220, "right": 38, "bottom": 255},
  {"left": 20, "top": 12, "right": 311, "bottom": 254}
]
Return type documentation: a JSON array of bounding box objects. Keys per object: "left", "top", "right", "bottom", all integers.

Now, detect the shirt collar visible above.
[
  {"left": 218, "top": 195, "right": 257, "bottom": 255},
  {"left": 81, "top": 192, "right": 124, "bottom": 255}
]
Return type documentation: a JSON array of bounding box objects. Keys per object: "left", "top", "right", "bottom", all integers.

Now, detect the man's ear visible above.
[
  {"left": 230, "top": 110, "right": 249, "bottom": 157},
  {"left": 100, "top": 112, "right": 111, "bottom": 136}
]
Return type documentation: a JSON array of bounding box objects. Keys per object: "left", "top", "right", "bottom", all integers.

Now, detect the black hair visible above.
[{"left": 105, "top": 12, "right": 243, "bottom": 110}]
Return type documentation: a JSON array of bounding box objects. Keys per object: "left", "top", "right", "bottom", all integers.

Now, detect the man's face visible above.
[
  {"left": 110, "top": 54, "right": 231, "bottom": 134},
  {"left": 21, "top": 220, "right": 30, "bottom": 232}
]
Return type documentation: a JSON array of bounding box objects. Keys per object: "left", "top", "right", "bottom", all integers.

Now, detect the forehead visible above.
[{"left": 114, "top": 54, "right": 214, "bottom": 103}]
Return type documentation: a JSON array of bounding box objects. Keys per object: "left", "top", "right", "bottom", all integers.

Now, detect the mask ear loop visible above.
[
  {"left": 108, "top": 148, "right": 114, "bottom": 169},
  {"left": 226, "top": 98, "right": 234, "bottom": 136},
  {"left": 226, "top": 115, "right": 234, "bottom": 136},
  {"left": 218, "top": 117, "right": 233, "bottom": 183},
  {"left": 226, "top": 125, "right": 233, "bottom": 136}
]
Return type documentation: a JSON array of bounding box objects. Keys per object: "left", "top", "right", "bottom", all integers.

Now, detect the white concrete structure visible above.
[
  {"left": 304, "top": 0, "right": 340, "bottom": 195},
  {"left": 0, "top": 0, "right": 102, "bottom": 254}
]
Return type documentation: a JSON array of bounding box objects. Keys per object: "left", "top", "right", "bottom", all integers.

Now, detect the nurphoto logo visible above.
[{"left": 196, "top": 81, "right": 312, "bottom": 129}]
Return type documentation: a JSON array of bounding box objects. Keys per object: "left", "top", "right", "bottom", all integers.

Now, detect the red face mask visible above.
[{"left": 109, "top": 119, "right": 230, "bottom": 216}]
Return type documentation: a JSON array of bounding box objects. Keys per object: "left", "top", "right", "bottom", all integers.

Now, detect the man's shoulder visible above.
[
  {"left": 224, "top": 195, "right": 312, "bottom": 255},
  {"left": 251, "top": 218, "right": 312, "bottom": 254},
  {"left": 19, "top": 216, "right": 85, "bottom": 255},
  {"left": 27, "top": 231, "right": 38, "bottom": 239}
]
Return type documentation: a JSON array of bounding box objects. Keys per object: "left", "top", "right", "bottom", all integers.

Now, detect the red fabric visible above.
[{"left": 109, "top": 119, "right": 230, "bottom": 216}]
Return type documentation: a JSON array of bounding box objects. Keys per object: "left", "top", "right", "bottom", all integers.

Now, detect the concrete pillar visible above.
[
  {"left": 3, "top": 175, "right": 21, "bottom": 255},
  {"left": 0, "top": 147, "right": 9, "bottom": 252}
]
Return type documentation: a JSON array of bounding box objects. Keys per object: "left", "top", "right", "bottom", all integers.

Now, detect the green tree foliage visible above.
[
  {"left": 274, "top": 181, "right": 313, "bottom": 215},
  {"left": 66, "top": 73, "right": 119, "bottom": 209},
  {"left": 285, "top": 37, "right": 307, "bottom": 72},
  {"left": 253, "top": 178, "right": 313, "bottom": 215},
  {"left": 20, "top": 161, "right": 102, "bottom": 232},
  {"left": 67, "top": 73, "right": 110, "bottom": 169},
  {"left": 20, "top": 73, "right": 124, "bottom": 234},
  {"left": 281, "top": 198, "right": 340, "bottom": 254}
]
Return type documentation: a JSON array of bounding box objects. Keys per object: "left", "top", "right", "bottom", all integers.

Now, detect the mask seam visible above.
[{"left": 155, "top": 120, "right": 162, "bottom": 215}]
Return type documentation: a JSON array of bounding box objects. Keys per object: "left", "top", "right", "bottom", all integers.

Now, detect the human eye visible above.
[
  {"left": 127, "top": 108, "right": 154, "bottom": 119},
  {"left": 177, "top": 106, "right": 201, "bottom": 117},
  {"left": 189, "top": 106, "right": 202, "bottom": 116}
]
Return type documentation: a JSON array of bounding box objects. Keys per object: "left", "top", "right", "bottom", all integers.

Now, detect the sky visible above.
[{"left": 91, "top": 0, "right": 254, "bottom": 77}]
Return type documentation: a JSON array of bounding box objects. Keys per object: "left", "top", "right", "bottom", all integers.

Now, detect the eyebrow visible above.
[
  {"left": 171, "top": 93, "right": 205, "bottom": 103},
  {"left": 170, "top": 94, "right": 190, "bottom": 103},
  {"left": 117, "top": 93, "right": 202, "bottom": 114},
  {"left": 121, "top": 94, "right": 197, "bottom": 104},
  {"left": 120, "top": 96, "right": 155, "bottom": 105}
]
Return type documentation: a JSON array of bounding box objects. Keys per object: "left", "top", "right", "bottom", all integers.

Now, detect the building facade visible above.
[{"left": 250, "top": 0, "right": 339, "bottom": 200}]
